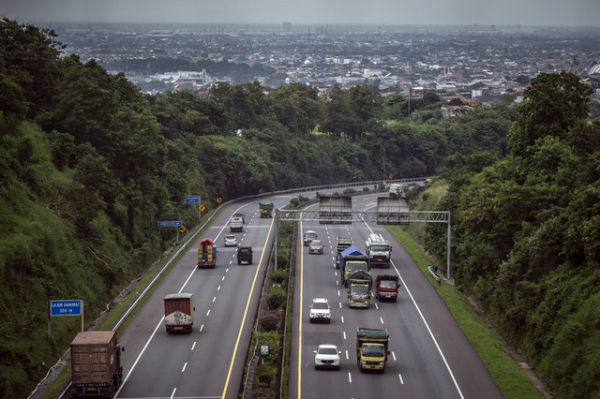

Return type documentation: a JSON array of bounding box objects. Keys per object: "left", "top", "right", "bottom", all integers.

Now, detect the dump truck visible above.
[
  {"left": 365, "top": 233, "right": 392, "bottom": 268},
  {"left": 376, "top": 196, "right": 409, "bottom": 225},
  {"left": 356, "top": 328, "right": 389, "bottom": 373},
  {"left": 259, "top": 201, "right": 274, "bottom": 218},
  {"left": 198, "top": 238, "right": 217, "bottom": 268},
  {"left": 70, "top": 331, "right": 124, "bottom": 398},
  {"left": 237, "top": 246, "right": 253, "bottom": 265},
  {"left": 318, "top": 194, "right": 352, "bottom": 224},
  {"left": 347, "top": 270, "right": 373, "bottom": 308},
  {"left": 229, "top": 216, "right": 243, "bottom": 232},
  {"left": 339, "top": 245, "right": 369, "bottom": 286},
  {"left": 375, "top": 275, "right": 400, "bottom": 302},
  {"left": 164, "top": 293, "right": 194, "bottom": 333}
]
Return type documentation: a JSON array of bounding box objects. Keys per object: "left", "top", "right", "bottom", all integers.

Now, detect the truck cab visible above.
[
  {"left": 347, "top": 271, "right": 373, "bottom": 308},
  {"left": 259, "top": 201, "right": 274, "bottom": 218},
  {"left": 365, "top": 233, "right": 392, "bottom": 268},
  {"left": 356, "top": 328, "right": 389, "bottom": 373}
]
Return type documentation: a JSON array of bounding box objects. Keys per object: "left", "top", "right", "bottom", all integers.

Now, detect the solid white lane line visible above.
[
  {"left": 191, "top": 341, "right": 197, "bottom": 351},
  {"left": 181, "top": 362, "right": 187, "bottom": 372}
]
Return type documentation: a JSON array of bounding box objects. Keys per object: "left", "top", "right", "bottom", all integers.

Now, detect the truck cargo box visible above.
[
  {"left": 164, "top": 293, "right": 194, "bottom": 333},
  {"left": 71, "top": 331, "right": 118, "bottom": 384}
]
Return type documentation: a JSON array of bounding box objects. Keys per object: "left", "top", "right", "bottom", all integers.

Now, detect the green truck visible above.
[
  {"left": 347, "top": 271, "right": 373, "bottom": 308},
  {"left": 259, "top": 200, "right": 274, "bottom": 218},
  {"left": 356, "top": 328, "right": 389, "bottom": 373}
]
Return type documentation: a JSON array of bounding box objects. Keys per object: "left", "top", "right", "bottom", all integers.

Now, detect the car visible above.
[
  {"left": 314, "top": 344, "right": 341, "bottom": 370},
  {"left": 229, "top": 216, "right": 243, "bottom": 232},
  {"left": 303, "top": 230, "right": 318, "bottom": 246},
  {"left": 237, "top": 246, "right": 253, "bottom": 265},
  {"left": 309, "top": 298, "right": 331, "bottom": 323},
  {"left": 233, "top": 213, "right": 245, "bottom": 224},
  {"left": 308, "top": 240, "right": 323, "bottom": 254},
  {"left": 223, "top": 234, "right": 238, "bottom": 247}
]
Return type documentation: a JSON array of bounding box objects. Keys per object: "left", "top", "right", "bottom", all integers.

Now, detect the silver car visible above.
[{"left": 223, "top": 234, "right": 238, "bottom": 247}]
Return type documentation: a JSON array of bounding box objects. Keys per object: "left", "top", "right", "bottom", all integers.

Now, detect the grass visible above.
[
  {"left": 39, "top": 206, "right": 227, "bottom": 399},
  {"left": 386, "top": 226, "right": 544, "bottom": 399}
]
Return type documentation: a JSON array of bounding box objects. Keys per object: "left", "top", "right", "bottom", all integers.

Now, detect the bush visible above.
[
  {"left": 252, "top": 387, "right": 274, "bottom": 398},
  {"left": 363, "top": 186, "right": 370, "bottom": 192},
  {"left": 343, "top": 187, "right": 356, "bottom": 194},
  {"left": 259, "top": 310, "right": 280, "bottom": 331},
  {"left": 270, "top": 269, "right": 287, "bottom": 284},
  {"left": 267, "top": 284, "right": 286, "bottom": 309},
  {"left": 289, "top": 197, "right": 299, "bottom": 208},
  {"left": 276, "top": 251, "right": 289, "bottom": 269}
]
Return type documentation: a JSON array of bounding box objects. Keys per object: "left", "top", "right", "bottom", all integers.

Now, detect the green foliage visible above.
[
  {"left": 270, "top": 269, "right": 287, "bottom": 284},
  {"left": 259, "top": 310, "right": 280, "bottom": 332},
  {"left": 427, "top": 71, "right": 600, "bottom": 398},
  {"left": 266, "top": 284, "right": 286, "bottom": 310}
]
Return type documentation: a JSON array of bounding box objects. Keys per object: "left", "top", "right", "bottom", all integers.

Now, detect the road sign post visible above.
[
  {"left": 157, "top": 221, "right": 184, "bottom": 243},
  {"left": 48, "top": 299, "right": 84, "bottom": 338},
  {"left": 186, "top": 195, "right": 201, "bottom": 222}
]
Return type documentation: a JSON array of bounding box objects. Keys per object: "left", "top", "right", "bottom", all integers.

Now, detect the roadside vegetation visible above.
[{"left": 1, "top": 17, "right": 598, "bottom": 398}]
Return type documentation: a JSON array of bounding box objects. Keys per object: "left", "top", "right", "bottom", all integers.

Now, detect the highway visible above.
[
  {"left": 288, "top": 193, "right": 503, "bottom": 399},
  {"left": 115, "top": 195, "right": 292, "bottom": 399}
]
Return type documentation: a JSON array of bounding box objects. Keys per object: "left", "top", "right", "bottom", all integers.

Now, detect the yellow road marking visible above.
[
  {"left": 298, "top": 217, "right": 304, "bottom": 399},
  {"left": 221, "top": 217, "right": 275, "bottom": 399}
]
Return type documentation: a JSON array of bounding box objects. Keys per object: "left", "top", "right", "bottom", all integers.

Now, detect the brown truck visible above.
[
  {"left": 164, "top": 293, "right": 194, "bottom": 333},
  {"left": 70, "top": 331, "right": 124, "bottom": 398}
]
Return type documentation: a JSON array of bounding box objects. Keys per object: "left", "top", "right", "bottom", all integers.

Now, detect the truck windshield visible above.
[
  {"left": 380, "top": 281, "right": 396, "bottom": 289},
  {"left": 363, "top": 344, "right": 384, "bottom": 357},
  {"left": 351, "top": 285, "right": 369, "bottom": 295},
  {"left": 371, "top": 245, "right": 389, "bottom": 251},
  {"left": 347, "top": 261, "right": 368, "bottom": 273}
]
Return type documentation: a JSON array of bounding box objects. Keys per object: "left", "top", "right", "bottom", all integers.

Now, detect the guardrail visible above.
[{"left": 33, "top": 176, "right": 431, "bottom": 399}]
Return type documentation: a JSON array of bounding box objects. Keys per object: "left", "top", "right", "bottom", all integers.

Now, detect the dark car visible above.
[
  {"left": 237, "top": 246, "right": 253, "bottom": 265},
  {"left": 309, "top": 240, "right": 324, "bottom": 254}
]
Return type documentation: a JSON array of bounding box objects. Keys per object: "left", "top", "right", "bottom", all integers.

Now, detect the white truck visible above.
[{"left": 365, "top": 233, "right": 392, "bottom": 268}]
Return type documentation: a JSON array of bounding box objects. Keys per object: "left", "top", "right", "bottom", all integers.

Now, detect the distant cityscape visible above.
[{"left": 46, "top": 22, "right": 600, "bottom": 110}]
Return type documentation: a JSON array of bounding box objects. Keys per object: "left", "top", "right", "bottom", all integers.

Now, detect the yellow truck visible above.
[{"left": 356, "top": 328, "right": 389, "bottom": 372}]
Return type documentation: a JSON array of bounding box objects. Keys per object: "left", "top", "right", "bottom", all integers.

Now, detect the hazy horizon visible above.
[{"left": 2, "top": 0, "right": 600, "bottom": 28}]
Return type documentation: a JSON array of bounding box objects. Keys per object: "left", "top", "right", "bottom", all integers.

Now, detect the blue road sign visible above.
[
  {"left": 50, "top": 300, "right": 82, "bottom": 316},
  {"left": 157, "top": 221, "right": 183, "bottom": 227},
  {"left": 185, "top": 196, "right": 200, "bottom": 204}
]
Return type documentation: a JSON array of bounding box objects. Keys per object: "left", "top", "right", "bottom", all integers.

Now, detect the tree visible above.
[{"left": 508, "top": 72, "right": 591, "bottom": 157}]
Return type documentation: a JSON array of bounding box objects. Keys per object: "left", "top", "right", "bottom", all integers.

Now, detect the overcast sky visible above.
[{"left": 2, "top": 0, "right": 599, "bottom": 27}]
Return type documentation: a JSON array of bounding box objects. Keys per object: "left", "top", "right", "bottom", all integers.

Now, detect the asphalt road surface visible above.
[{"left": 288, "top": 193, "right": 503, "bottom": 399}]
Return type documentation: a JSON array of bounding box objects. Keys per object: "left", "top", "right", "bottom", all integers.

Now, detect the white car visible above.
[
  {"left": 314, "top": 344, "right": 341, "bottom": 370},
  {"left": 223, "top": 234, "right": 238, "bottom": 247},
  {"left": 309, "top": 298, "right": 331, "bottom": 323}
]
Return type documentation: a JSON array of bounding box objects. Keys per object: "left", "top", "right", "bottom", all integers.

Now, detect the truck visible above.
[
  {"left": 339, "top": 245, "right": 369, "bottom": 286},
  {"left": 164, "top": 293, "right": 194, "bottom": 333},
  {"left": 198, "top": 238, "right": 217, "bottom": 268},
  {"left": 375, "top": 275, "right": 400, "bottom": 302},
  {"left": 259, "top": 200, "right": 274, "bottom": 218},
  {"left": 237, "top": 246, "right": 253, "bottom": 265},
  {"left": 318, "top": 194, "right": 352, "bottom": 224},
  {"left": 229, "top": 216, "right": 243, "bottom": 232},
  {"left": 376, "top": 196, "right": 409, "bottom": 225},
  {"left": 335, "top": 236, "right": 353, "bottom": 269},
  {"left": 70, "top": 331, "right": 124, "bottom": 398},
  {"left": 347, "top": 270, "right": 373, "bottom": 308},
  {"left": 365, "top": 233, "right": 392, "bottom": 268},
  {"left": 388, "top": 183, "right": 404, "bottom": 198},
  {"left": 356, "top": 328, "right": 389, "bottom": 373}
]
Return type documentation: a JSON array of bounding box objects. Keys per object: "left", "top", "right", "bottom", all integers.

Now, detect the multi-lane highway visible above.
[
  {"left": 289, "top": 193, "right": 503, "bottom": 399},
  {"left": 111, "top": 189, "right": 502, "bottom": 399},
  {"left": 115, "top": 195, "right": 292, "bottom": 399}
]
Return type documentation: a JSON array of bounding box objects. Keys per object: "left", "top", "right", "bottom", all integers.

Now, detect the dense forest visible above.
[
  {"left": 1, "top": 17, "right": 595, "bottom": 398},
  {"left": 426, "top": 72, "right": 600, "bottom": 398}
]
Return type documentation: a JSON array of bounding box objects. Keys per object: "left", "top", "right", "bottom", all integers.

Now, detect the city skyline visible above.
[{"left": 2, "top": 0, "right": 600, "bottom": 27}]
